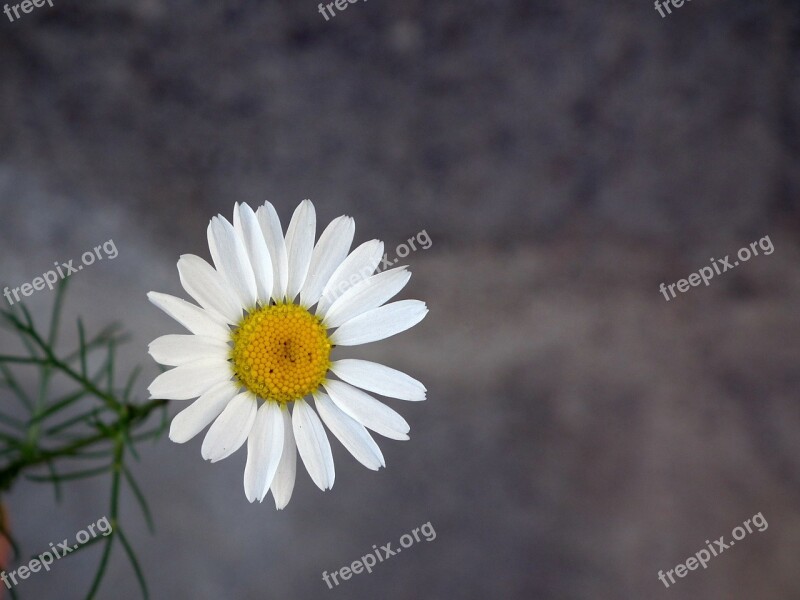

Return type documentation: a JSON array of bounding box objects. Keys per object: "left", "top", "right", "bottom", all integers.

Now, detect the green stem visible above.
[
  {"left": 0, "top": 400, "right": 166, "bottom": 491},
  {"left": 9, "top": 323, "right": 120, "bottom": 412}
]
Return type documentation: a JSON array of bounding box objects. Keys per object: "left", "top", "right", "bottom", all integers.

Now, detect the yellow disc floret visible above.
[{"left": 231, "top": 302, "right": 332, "bottom": 404}]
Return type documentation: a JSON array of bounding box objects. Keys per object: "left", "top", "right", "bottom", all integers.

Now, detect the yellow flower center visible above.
[{"left": 231, "top": 302, "right": 332, "bottom": 404}]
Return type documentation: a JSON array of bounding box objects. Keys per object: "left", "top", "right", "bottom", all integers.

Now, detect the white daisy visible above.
[{"left": 147, "top": 200, "right": 428, "bottom": 508}]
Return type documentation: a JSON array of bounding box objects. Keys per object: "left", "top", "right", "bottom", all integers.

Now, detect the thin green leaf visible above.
[
  {"left": 116, "top": 526, "right": 149, "bottom": 599},
  {"left": 64, "top": 322, "right": 126, "bottom": 357},
  {"left": 84, "top": 536, "right": 114, "bottom": 600},
  {"left": 122, "top": 466, "right": 154, "bottom": 533},
  {"left": 123, "top": 366, "right": 142, "bottom": 402},
  {"left": 106, "top": 339, "right": 116, "bottom": 395},
  {"left": 110, "top": 438, "right": 123, "bottom": 517},
  {"left": 25, "top": 463, "right": 111, "bottom": 483},
  {"left": 65, "top": 530, "right": 107, "bottom": 558},
  {"left": 44, "top": 407, "right": 108, "bottom": 436},
  {"left": 0, "top": 445, "right": 19, "bottom": 458},
  {"left": 0, "top": 410, "right": 25, "bottom": 431},
  {"left": 47, "top": 278, "right": 69, "bottom": 346},
  {"left": 28, "top": 389, "right": 91, "bottom": 426},
  {"left": 123, "top": 429, "right": 140, "bottom": 461},
  {"left": 0, "top": 355, "right": 49, "bottom": 365},
  {"left": 44, "top": 459, "right": 63, "bottom": 502},
  {"left": 0, "top": 363, "right": 32, "bottom": 411},
  {"left": 0, "top": 308, "right": 28, "bottom": 334},
  {"left": 59, "top": 447, "right": 114, "bottom": 460},
  {"left": 16, "top": 304, "right": 35, "bottom": 331},
  {"left": 77, "top": 319, "right": 88, "bottom": 379},
  {"left": 0, "top": 431, "right": 26, "bottom": 449}
]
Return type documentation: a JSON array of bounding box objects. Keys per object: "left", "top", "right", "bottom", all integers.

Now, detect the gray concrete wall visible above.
[{"left": 1, "top": 1, "right": 800, "bottom": 598}]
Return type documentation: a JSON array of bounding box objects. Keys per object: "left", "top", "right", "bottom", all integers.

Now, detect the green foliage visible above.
[{"left": 0, "top": 280, "right": 167, "bottom": 599}]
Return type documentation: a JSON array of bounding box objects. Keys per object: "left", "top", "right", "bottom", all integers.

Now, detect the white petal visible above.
[
  {"left": 257, "top": 202, "right": 289, "bottom": 301},
  {"left": 292, "top": 399, "right": 335, "bottom": 491},
  {"left": 330, "top": 359, "right": 426, "bottom": 401},
  {"left": 201, "top": 392, "right": 257, "bottom": 462},
  {"left": 232, "top": 201, "right": 243, "bottom": 231},
  {"left": 148, "top": 334, "right": 230, "bottom": 367},
  {"left": 300, "top": 216, "right": 355, "bottom": 307},
  {"left": 147, "top": 292, "right": 230, "bottom": 339},
  {"left": 244, "top": 401, "right": 285, "bottom": 503},
  {"left": 234, "top": 203, "right": 274, "bottom": 303},
  {"left": 148, "top": 358, "right": 232, "bottom": 400},
  {"left": 323, "top": 380, "right": 410, "bottom": 440},
  {"left": 330, "top": 300, "right": 428, "bottom": 346},
  {"left": 314, "top": 392, "right": 384, "bottom": 470},
  {"left": 317, "top": 240, "right": 383, "bottom": 316},
  {"left": 323, "top": 267, "right": 411, "bottom": 328},
  {"left": 177, "top": 254, "right": 243, "bottom": 324},
  {"left": 270, "top": 406, "right": 297, "bottom": 509},
  {"left": 284, "top": 200, "right": 316, "bottom": 301},
  {"left": 208, "top": 216, "right": 258, "bottom": 309},
  {"left": 169, "top": 381, "right": 239, "bottom": 443}
]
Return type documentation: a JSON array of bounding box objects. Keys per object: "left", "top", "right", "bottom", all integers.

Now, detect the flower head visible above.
[{"left": 147, "top": 200, "right": 427, "bottom": 508}]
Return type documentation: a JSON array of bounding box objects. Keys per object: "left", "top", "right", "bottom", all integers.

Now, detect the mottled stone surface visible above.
[{"left": 1, "top": 1, "right": 799, "bottom": 598}]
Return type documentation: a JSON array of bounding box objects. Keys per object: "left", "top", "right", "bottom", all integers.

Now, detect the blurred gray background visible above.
[{"left": 2, "top": 0, "right": 800, "bottom": 598}]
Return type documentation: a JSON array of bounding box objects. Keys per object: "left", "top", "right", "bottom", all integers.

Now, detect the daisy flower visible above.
[{"left": 146, "top": 200, "right": 428, "bottom": 508}]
